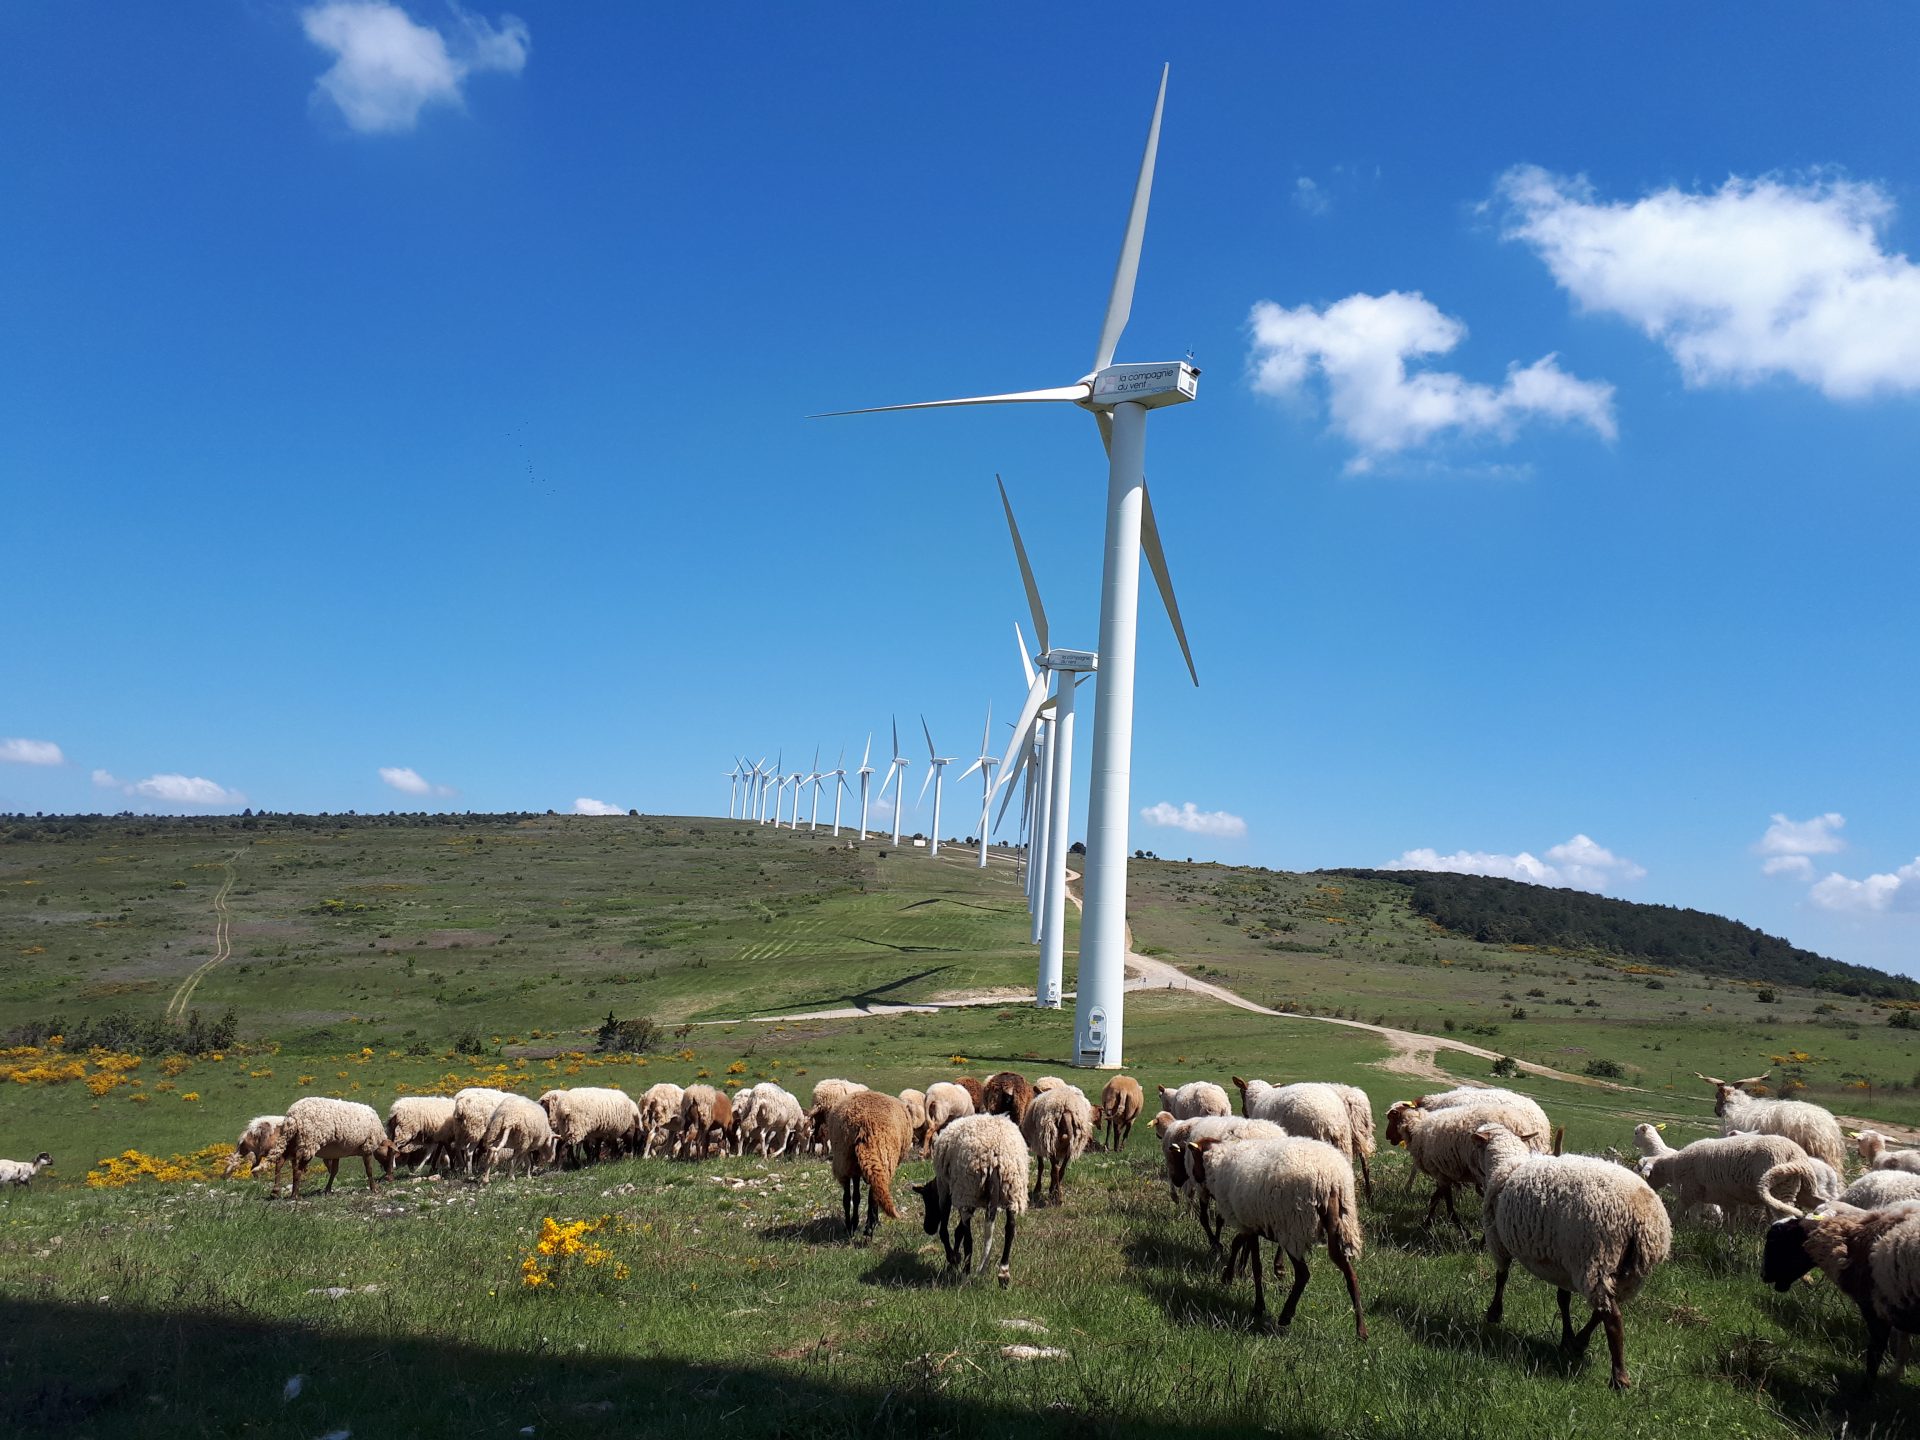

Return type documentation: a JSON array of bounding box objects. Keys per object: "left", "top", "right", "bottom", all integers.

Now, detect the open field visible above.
[{"left": 4, "top": 815, "right": 1920, "bottom": 1437}]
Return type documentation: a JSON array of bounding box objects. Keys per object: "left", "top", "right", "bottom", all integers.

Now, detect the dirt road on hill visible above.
[{"left": 165, "top": 847, "right": 244, "bottom": 1023}]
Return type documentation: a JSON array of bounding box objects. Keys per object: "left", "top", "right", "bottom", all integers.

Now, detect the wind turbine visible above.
[
  {"left": 917, "top": 717, "right": 956, "bottom": 857},
  {"left": 817, "top": 67, "right": 1198, "bottom": 1067},
  {"left": 856, "top": 734, "right": 875, "bottom": 840},
  {"left": 766, "top": 752, "right": 784, "bottom": 825},
  {"left": 993, "top": 476, "right": 1096, "bottom": 1011},
  {"left": 956, "top": 704, "right": 998, "bottom": 868},
  {"left": 874, "top": 718, "right": 911, "bottom": 847},
  {"left": 726, "top": 758, "right": 744, "bottom": 819},
  {"left": 806, "top": 747, "right": 824, "bottom": 832},
  {"left": 787, "top": 764, "right": 807, "bottom": 829},
  {"left": 826, "top": 748, "right": 851, "bottom": 837}
]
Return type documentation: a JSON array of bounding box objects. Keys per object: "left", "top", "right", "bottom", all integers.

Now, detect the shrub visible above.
[
  {"left": 1757, "top": 988, "right": 1778, "bottom": 1004},
  {"left": 1645, "top": 978, "right": 1666, "bottom": 990},
  {"left": 1583, "top": 1058, "right": 1626, "bottom": 1079},
  {"left": 594, "top": 1012, "right": 661, "bottom": 1053},
  {"left": 1490, "top": 1056, "right": 1519, "bottom": 1079},
  {"left": 1890, "top": 1010, "right": 1918, "bottom": 1031}
]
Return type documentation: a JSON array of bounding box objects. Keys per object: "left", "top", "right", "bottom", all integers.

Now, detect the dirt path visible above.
[{"left": 164, "top": 847, "right": 243, "bottom": 1023}]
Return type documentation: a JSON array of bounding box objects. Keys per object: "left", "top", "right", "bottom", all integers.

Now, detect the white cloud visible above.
[
  {"left": 1247, "top": 291, "right": 1615, "bottom": 472},
  {"left": 92, "top": 769, "right": 121, "bottom": 789},
  {"left": 379, "top": 765, "right": 456, "bottom": 798},
  {"left": 0, "top": 738, "right": 63, "bottom": 766},
  {"left": 302, "top": 1, "right": 528, "bottom": 135},
  {"left": 1389, "top": 832, "right": 1645, "bottom": 893},
  {"left": 1763, "top": 855, "right": 1815, "bottom": 880},
  {"left": 1293, "top": 177, "right": 1330, "bottom": 217},
  {"left": 572, "top": 797, "right": 625, "bottom": 816},
  {"left": 1140, "top": 801, "right": 1248, "bottom": 839},
  {"left": 1755, "top": 812, "right": 1847, "bottom": 880},
  {"left": 1499, "top": 166, "right": 1920, "bottom": 398},
  {"left": 129, "top": 774, "right": 246, "bottom": 807},
  {"left": 1809, "top": 858, "right": 1920, "bottom": 914}
]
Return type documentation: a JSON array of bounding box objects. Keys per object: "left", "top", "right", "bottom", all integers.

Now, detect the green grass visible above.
[{"left": 3, "top": 815, "right": 1919, "bottom": 1436}]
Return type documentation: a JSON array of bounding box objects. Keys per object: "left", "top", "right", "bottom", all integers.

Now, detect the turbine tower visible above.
[
  {"left": 726, "top": 758, "right": 744, "bottom": 819},
  {"left": 818, "top": 67, "right": 1198, "bottom": 1067},
  {"left": 874, "top": 718, "right": 911, "bottom": 847},
  {"left": 956, "top": 704, "right": 998, "bottom": 868},
  {"left": 994, "top": 476, "right": 1096, "bottom": 1012},
  {"left": 856, "top": 734, "right": 875, "bottom": 840},
  {"left": 806, "top": 747, "right": 823, "bottom": 832},
  {"left": 827, "top": 748, "right": 851, "bottom": 836},
  {"left": 918, "top": 717, "right": 956, "bottom": 857}
]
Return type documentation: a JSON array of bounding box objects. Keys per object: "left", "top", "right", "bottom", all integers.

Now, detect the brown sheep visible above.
[
  {"left": 828, "top": 1091, "right": 913, "bottom": 1237},
  {"left": 954, "top": 1076, "right": 986, "bottom": 1111},
  {"left": 982, "top": 1071, "right": 1034, "bottom": 1125},
  {"left": 677, "top": 1084, "right": 733, "bottom": 1160},
  {"left": 1099, "top": 1076, "right": 1144, "bottom": 1151}
]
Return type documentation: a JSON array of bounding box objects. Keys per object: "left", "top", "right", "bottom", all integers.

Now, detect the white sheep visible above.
[
  {"left": 738, "top": 1083, "right": 804, "bottom": 1157},
  {"left": 1155, "top": 1112, "right": 1287, "bottom": 1250},
  {"left": 922, "top": 1081, "right": 975, "bottom": 1154},
  {"left": 0, "top": 1152, "right": 52, "bottom": 1187},
  {"left": 728, "top": 1085, "right": 763, "bottom": 1156},
  {"left": 899, "top": 1088, "right": 930, "bottom": 1155},
  {"left": 1032, "top": 1076, "right": 1064, "bottom": 1094},
  {"left": 1020, "top": 1083, "right": 1094, "bottom": 1207},
  {"left": 1842, "top": 1171, "right": 1920, "bottom": 1209},
  {"left": 636, "top": 1082, "right": 685, "bottom": 1158},
  {"left": 1472, "top": 1122, "right": 1671, "bottom": 1389},
  {"left": 385, "top": 1097, "right": 456, "bottom": 1171},
  {"left": 1763, "top": 1200, "right": 1920, "bottom": 1391},
  {"left": 1386, "top": 1098, "right": 1547, "bottom": 1229},
  {"left": 450, "top": 1087, "right": 516, "bottom": 1174},
  {"left": 1392, "top": 1085, "right": 1554, "bottom": 1192},
  {"left": 912, "top": 1114, "right": 1031, "bottom": 1285},
  {"left": 480, "top": 1093, "right": 560, "bottom": 1180},
  {"left": 1632, "top": 1124, "right": 1826, "bottom": 1222},
  {"left": 1234, "top": 1078, "right": 1375, "bottom": 1200},
  {"left": 1157, "top": 1080, "right": 1231, "bottom": 1121},
  {"left": 539, "top": 1087, "right": 640, "bottom": 1167},
  {"left": 266, "top": 1096, "right": 396, "bottom": 1200},
  {"left": 223, "top": 1116, "right": 284, "bottom": 1178},
  {"left": 1855, "top": 1130, "right": 1920, "bottom": 1175},
  {"left": 804, "top": 1078, "right": 869, "bottom": 1153},
  {"left": 1188, "top": 1133, "right": 1367, "bottom": 1337},
  {"left": 1697, "top": 1072, "right": 1846, "bottom": 1172}
]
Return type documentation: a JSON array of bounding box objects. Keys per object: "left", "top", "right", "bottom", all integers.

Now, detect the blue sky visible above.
[{"left": 5, "top": 5, "right": 1920, "bottom": 973}]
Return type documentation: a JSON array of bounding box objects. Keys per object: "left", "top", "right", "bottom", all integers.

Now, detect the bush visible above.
[
  {"left": 1757, "top": 988, "right": 1778, "bottom": 1004},
  {"left": 1490, "top": 1056, "right": 1519, "bottom": 1078},
  {"left": 2, "top": 1008, "right": 237, "bottom": 1057},
  {"left": 1890, "top": 1009, "right": 1918, "bottom": 1031},
  {"left": 595, "top": 1012, "right": 661, "bottom": 1054},
  {"left": 1645, "top": 978, "right": 1666, "bottom": 990},
  {"left": 451, "top": 1025, "right": 487, "bottom": 1055},
  {"left": 1583, "top": 1058, "right": 1626, "bottom": 1079}
]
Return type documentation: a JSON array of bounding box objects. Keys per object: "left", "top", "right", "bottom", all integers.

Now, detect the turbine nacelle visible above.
[
  {"left": 1039, "top": 648, "right": 1098, "bottom": 673},
  {"left": 1084, "top": 361, "right": 1199, "bottom": 410}
]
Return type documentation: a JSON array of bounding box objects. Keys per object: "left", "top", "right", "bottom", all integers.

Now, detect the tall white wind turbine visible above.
[
  {"left": 856, "top": 734, "right": 875, "bottom": 840},
  {"left": 827, "top": 748, "right": 851, "bottom": 837},
  {"left": 956, "top": 705, "right": 998, "bottom": 868},
  {"left": 818, "top": 68, "right": 1198, "bottom": 1066},
  {"left": 917, "top": 717, "right": 956, "bottom": 857},
  {"left": 874, "top": 718, "right": 911, "bottom": 847},
  {"left": 726, "top": 758, "right": 744, "bottom": 819},
  {"left": 806, "top": 747, "right": 824, "bottom": 832}
]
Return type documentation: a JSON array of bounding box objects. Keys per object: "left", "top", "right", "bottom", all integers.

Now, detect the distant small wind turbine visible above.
[
  {"left": 726, "top": 758, "right": 744, "bottom": 819},
  {"left": 956, "top": 704, "right": 998, "bottom": 868},
  {"left": 918, "top": 717, "right": 956, "bottom": 857},
  {"left": 826, "top": 748, "right": 851, "bottom": 836},
  {"left": 874, "top": 717, "right": 911, "bottom": 847},
  {"left": 856, "top": 734, "right": 876, "bottom": 841}
]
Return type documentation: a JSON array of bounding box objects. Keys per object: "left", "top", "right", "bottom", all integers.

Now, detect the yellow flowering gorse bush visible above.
[{"left": 519, "top": 1214, "right": 631, "bottom": 1289}]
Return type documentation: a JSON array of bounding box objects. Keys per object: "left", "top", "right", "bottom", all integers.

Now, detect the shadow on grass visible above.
[
  {"left": 757, "top": 1215, "right": 851, "bottom": 1244},
  {"left": 764, "top": 964, "right": 957, "bottom": 1012},
  {"left": 0, "top": 1296, "right": 1307, "bottom": 1440}
]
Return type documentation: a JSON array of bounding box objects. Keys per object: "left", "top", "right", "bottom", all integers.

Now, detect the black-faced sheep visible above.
[
  {"left": 913, "top": 1114, "right": 1030, "bottom": 1285},
  {"left": 828, "top": 1090, "right": 912, "bottom": 1237},
  {"left": 1098, "top": 1075, "right": 1143, "bottom": 1151},
  {"left": 1697, "top": 1072, "right": 1846, "bottom": 1173},
  {"left": 1189, "top": 1134, "right": 1367, "bottom": 1337},
  {"left": 1763, "top": 1200, "right": 1920, "bottom": 1391},
  {"left": 1472, "top": 1123, "right": 1671, "bottom": 1389},
  {"left": 0, "top": 1152, "right": 52, "bottom": 1187}
]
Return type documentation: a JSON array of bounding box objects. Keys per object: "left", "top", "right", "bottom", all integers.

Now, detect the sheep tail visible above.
[
  {"left": 1551, "top": 1127, "right": 1565, "bottom": 1157},
  {"left": 856, "top": 1139, "right": 898, "bottom": 1219},
  {"left": 1321, "top": 1183, "right": 1363, "bottom": 1263}
]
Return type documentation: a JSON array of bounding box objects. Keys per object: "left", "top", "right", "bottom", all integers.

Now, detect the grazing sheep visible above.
[
  {"left": 827, "top": 1090, "right": 913, "bottom": 1237},
  {"left": 481, "top": 1093, "right": 560, "bottom": 1180},
  {"left": 267, "top": 1097, "right": 395, "bottom": 1200},
  {"left": 1387, "top": 1099, "right": 1547, "bottom": 1229},
  {"left": 1472, "top": 1123, "right": 1671, "bottom": 1389},
  {"left": 1763, "top": 1201, "right": 1920, "bottom": 1390},
  {"left": 1234, "top": 1079, "right": 1375, "bottom": 1200},
  {"left": 540, "top": 1087, "right": 641, "bottom": 1167},
  {"left": 1099, "top": 1075, "right": 1144, "bottom": 1151},
  {"left": 1842, "top": 1171, "right": 1920, "bottom": 1209},
  {"left": 1020, "top": 1083, "right": 1094, "bottom": 1207},
  {"left": 1159, "top": 1080, "right": 1231, "bottom": 1121},
  {"left": 1632, "top": 1125, "right": 1826, "bottom": 1222},
  {"left": 1189, "top": 1134, "right": 1367, "bottom": 1337},
  {"left": 676, "top": 1084, "right": 733, "bottom": 1160},
  {"left": 636, "top": 1082, "right": 685, "bottom": 1159},
  {"left": 913, "top": 1114, "right": 1030, "bottom": 1285},
  {"left": 803, "top": 1078, "right": 869, "bottom": 1154},
  {"left": 728, "top": 1084, "right": 762, "bottom": 1156},
  {"left": 1397, "top": 1086, "right": 1552, "bottom": 1189},
  {"left": 384, "top": 1098, "right": 456, "bottom": 1172},
  {"left": 953, "top": 1076, "right": 986, "bottom": 1111},
  {"left": 899, "top": 1088, "right": 930, "bottom": 1154},
  {"left": 0, "top": 1152, "right": 52, "bottom": 1187},
  {"left": 922, "top": 1081, "right": 975, "bottom": 1153},
  {"left": 1032, "top": 1076, "right": 1064, "bottom": 1094},
  {"left": 224, "top": 1116, "right": 285, "bottom": 1178},
  {"left": 1159, "top": 1115, "right": 1287, "bottom": 1250},
  {"left": 982, "top": 1071, "right": 1035, "bottom": 1125},
  {"left": 1697, "top": 1072, "right": 1847, "bottom": 1173},
  {"left": 736, "top": 1083, "right": 804, "bottom": 1157},
  {"left": 450, "top": 1087, "right": 515, "bottom": 1174},
  {"left": 1855, "top": 1130, "right": 1920, "bottom": 1175}
]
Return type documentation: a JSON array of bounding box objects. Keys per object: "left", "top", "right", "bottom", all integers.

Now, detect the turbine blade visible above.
[
  {"left": 1092, "top": 64, "right": 1169, "bottom": 374},
  {"left": 1141, "top": 480, "right": 1198, "bottom": 686},
  {"left": 861, "top": 733, "right": 872, "bottom": 769},
  {"left": 921, "top": 714, "right": 936, "bottom": 764},
  {"left": 891, "top": 716, "right": 900, "bottom": 762},
  {"left": 996, "top": 474, "right": 1049, "bottom": 654},
  {"left": 810, "top": 384, "right": 1089, "bottom": 419},
  {"left": 978, "top": 702, "right": 993, "bottom": 759},
  {"left": 993, "top": 669, "right": 1053, "bottom": 793},
  {"left": 877, "top": 764, "right": 897, "bottom": 803},
  {"left": 917, "top": 763, "right": 936, "bottom": 809},
  {"left": 957, "top": 757, "right": 983, "bottom": 780},
  {"left": 1095, "top": 409, "right": 1112, "bottom": 458},
  {"left": 1014, "top": 621, "right": 1036, "bottom": 690}
]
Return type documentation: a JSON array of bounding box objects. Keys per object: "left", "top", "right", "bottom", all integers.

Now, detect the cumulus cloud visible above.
[
  {"left": 1140, "top": 802, "right": 1248, "bottom": 839},
  {"left": 1498, "top": 166, "right": 1920, "bottom": 398},
  {"left": 1292, "top": 177, "right": 1330, "bottom": 217},
  {"left": 379, "top": 765, "right": 456, "bottom": 798},
  {"left": 1755, "top": 812, "right": 1846, "bottom": 882},
  {"left": 572, "top": 797, "right": 625, "bottom": 816},
  {"left": 302, "top": 1, "right": 528, "bottom": 135},
  {"left": 1247, "top": 291, "right": 1615, "bottom": 472},
  {"left": 1389, "top": 833, "right": 1645, "bottom": 893},
  {"left": 1764, "top": 855, "right": 1815, "bottom": 880},
  {"left": 0, "top": 738, "right": 63, "bottom": 766},
  {"left": 1809, "top": 858, "right": 1920, "bottom": 915}
]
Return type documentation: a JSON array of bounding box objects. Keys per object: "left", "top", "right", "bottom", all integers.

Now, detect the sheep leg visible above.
[
  {"left": 1571, "top": 1305, "right": 1604, "bottom": 1357},
  {"left": 1861, "top": 1311, "right": 1892, "bottom": 1393},
  {"left": 1556, "top": 1289, "right": 1577, "bottom": 1348},
  {"left": 1330, "top": 1245, "right": 1367, "bottom": 1341},
  {"left": 1600, "top": 1307, "right": 1630, "bottom": 1390},
  {"left": 1423, "top": 1183, "right": 1445, "bottom": 1227},
  {"left": 361, "top": 1155, "right": 377, "bottom": 1192},
  {"left": 1247, "top": 1236, "right": 1267, "bottom": 1326},
  {"left": 1442, "top": 1185, "right": 1468, "bottom": 1235},
  {"left": 1049, "top": 1159, "right": 1066, "bottom": 1208},
  {"left": 863, "top": 1181, "right": 882, "bottom": 1238},
  {"left": 321, "top": 1158, "right": 340, "bottom": 1195},
  {"left": 1275, "top": 1251, "right": 1310, "bottom": 1329},
  {"left": 996, "top": 1211, "right": 1015, "bottom": 1288},
  {"left": 1356, "top": 1151, "right": 1373, "bottom": 1204},
  {"left": 841, "top": 1175, "right": 859, "bottom": 1235},
  {"left": 1221, "top": 1232, "right": 1248, "bottom": 1285},
  {"left": 1201, "top": 1202, "right": 1224, "bottom": 1253},
  {"left": 1485, "top": 1259, "right": 1511, "bottom": 1325}
]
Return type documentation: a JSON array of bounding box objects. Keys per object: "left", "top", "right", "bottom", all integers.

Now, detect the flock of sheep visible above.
[{"left": 167, "top": 1065, "right": 1920, "bottom": 1393}]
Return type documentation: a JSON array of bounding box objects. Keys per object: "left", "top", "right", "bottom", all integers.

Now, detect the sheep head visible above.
[
  {"left": 1384, "top": 1101, "right": 1417, "bottom": 1147},
  {"left": 911, "top": 1178, "right": 949, "bottom": 1236}
]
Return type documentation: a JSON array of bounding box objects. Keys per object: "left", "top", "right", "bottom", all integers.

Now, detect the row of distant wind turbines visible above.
[{"left": 727, "top": 65, "right": 1196, "bottom": 1068}]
